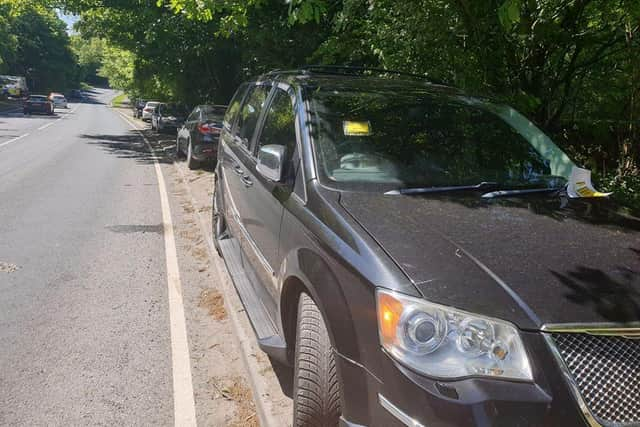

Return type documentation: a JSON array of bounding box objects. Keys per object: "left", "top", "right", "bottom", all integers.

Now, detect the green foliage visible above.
[
  {"left": 58, "top": 0, "right": 639, "bottom": 205},
  {"left": 70, "top": 36, "right": 108, "bottom": 84},
  {"left": 0, "top": 0, "right": 79, "bottom": 92},
  {"left": 98, "top": 45, "right": 135, "bottom": 92},
  {"left": 596, "top": 173, "right": 640, "bottom": 214}
]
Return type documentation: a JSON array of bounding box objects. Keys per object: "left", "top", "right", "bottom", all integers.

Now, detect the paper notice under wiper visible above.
[{"left": 566, "top": 167, "right": 612, "bottom": 198}]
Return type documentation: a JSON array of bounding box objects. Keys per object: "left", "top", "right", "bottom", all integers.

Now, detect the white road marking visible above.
[
  {"left": 0, "top": 133, "right": 29, "bottom": 149},
  {"left": 120, "top": 112, "right": 280, "bottom": 427},
  {"left": 37, "top": 121, "right": 57, "bottom": 131},
  {"left": 116, "top": 111, "right": 197, "bottom": 427}
]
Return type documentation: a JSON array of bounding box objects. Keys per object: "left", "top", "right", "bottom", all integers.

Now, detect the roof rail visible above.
[{"left": 298, "top": 65, "right": 445, "bottom": 84}]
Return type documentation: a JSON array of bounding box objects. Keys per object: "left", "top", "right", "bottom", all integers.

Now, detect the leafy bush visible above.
[{"left": 594, "top": 173, "right": 640, "bottom": 214}]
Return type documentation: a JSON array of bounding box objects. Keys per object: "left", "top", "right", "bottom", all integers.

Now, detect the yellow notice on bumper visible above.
[{"left": 343, "top": 121, "right": 372, "bottom": 136}]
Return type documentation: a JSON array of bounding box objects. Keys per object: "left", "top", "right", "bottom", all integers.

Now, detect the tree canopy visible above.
[
  {"left": 0, "top": 0, "right": 78, "bottom": 92},
  {"left": 12, "top": 0, "right": 639, "bottom": 207}
]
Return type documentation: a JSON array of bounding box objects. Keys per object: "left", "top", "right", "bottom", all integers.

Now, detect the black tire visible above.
[
  {"left": 293, "top": 293, "right": 341, "bottom": 427},
  {"left": 186, "top": 141, "right": 199, "bottom": 170}
]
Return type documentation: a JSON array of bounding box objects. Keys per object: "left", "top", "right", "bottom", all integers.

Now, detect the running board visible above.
[{"left": 217, "top": 237, "right": 287, "bottom": 362}]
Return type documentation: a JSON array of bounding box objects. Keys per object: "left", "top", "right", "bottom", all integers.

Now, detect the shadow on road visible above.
[
  {"left": 3, "top": 113, "right": 60, "bottom": 119},
  {"left": 82, "top": 131, "right": 175, "bottom": 165}
]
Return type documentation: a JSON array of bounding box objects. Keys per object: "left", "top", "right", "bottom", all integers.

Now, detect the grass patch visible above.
[
  {"left": 110, "top": 93, "right": 128, "bottom": 108},
  {"left": 80, "top": 82, "right": 93, "bottom": 90}
]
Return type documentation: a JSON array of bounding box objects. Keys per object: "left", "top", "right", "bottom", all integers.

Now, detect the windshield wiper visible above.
[
  {"left": 385, "top": 181, "right": 498, "bottom": 195},
  {"left": 481, "top": 187, "right": 564, "bottom": 199}
]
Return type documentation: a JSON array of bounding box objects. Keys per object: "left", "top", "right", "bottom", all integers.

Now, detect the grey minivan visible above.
[{"left": 213, "top": 67, "right": 640, "bottom": 427}]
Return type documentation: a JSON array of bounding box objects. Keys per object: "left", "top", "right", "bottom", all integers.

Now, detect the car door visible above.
[
  {"left": 181, "top": 107, "right": 199, "bottom": 147},
  {"left": 219, "top": 83, "right": 272, "bottom": 265},
  {"left": 241, "top": 86, "right": 299, "bottom": 300}
]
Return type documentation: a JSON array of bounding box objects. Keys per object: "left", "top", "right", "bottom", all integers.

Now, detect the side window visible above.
[
  {"left": 257, "top": 89, "right": 299, "bottom": 185},
  {"left": 257, "top": 89, "right": 296, "bottom": 158},
  {"left": 223, "top": 84, "right": 248, "bottom": 132},
  {"left": 236, "top": 85, "right": 271, "bottom": 148},
  {"left": 187, "top": 107, "right": 199, "bottom": 122}
]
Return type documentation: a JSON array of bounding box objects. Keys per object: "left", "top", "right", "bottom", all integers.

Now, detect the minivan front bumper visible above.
[{"left": 337, "top": 331, "right": 591, "bottom": 427}]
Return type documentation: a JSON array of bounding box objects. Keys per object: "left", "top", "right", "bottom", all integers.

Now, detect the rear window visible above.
[
  {"left": 202, "top": 105, "right": 226, "bottom": 122},
  {"left": 29, "top": 96, "right": 47, "bottom": 101}
]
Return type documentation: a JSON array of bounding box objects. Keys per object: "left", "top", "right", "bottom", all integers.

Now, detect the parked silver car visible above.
[{"left": 141, "top": 101, "right": 159, "bottom": 121}]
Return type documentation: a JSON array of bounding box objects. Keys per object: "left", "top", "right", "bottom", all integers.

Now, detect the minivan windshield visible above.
[{"left": 307, "top": 86, "right": 574, "bottom": 192}]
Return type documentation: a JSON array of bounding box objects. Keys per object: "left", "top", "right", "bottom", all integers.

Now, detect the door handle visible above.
[
  {"left": 233, "top": 165, "right": 244, "bottom": 175},
  {"left": 241, "top": 175, "right": 253, "bottom": 187}
]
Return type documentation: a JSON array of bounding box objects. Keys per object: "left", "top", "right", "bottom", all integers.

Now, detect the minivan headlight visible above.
[{"left": 376, "top": 289, "right": 532, "bottom": 381}]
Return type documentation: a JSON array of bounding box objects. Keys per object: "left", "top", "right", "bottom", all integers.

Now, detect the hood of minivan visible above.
[{"left": 340, "top": 192, "right": 640, "bottom": 329}]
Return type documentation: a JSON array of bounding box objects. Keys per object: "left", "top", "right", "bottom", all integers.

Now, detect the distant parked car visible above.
[
  {"left": 23, "top": 95, "right": 53, "bottom": 115},
  {"left": 132, "top": 99, "right": 147, "bottom": 118},
  {"left": 68, "top": 89, "right": 84, "bottom": 100},
  {"left": 141, "top": 101, "right": 159, "bottom": 122},
  {"left": 151, "top": 103, "right": 188, "bottom": 132},
  {"left": 176, "top": 104, "right": 226, "bottom": 169},
  {"left": 48, "top": 93, "right": 68, "bottom": 109}
]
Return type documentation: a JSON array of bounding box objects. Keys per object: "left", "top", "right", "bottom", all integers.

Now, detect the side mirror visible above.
[{"left": 256, "top": 145, "right": 286, "bottom": 182}]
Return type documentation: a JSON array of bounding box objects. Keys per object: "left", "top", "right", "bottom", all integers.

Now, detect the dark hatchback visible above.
[
  {"left": 177, "top": 104, "right": 226, "bottom": 169},
  {"left": 213, "top": 69, "right": 640, "bottom": 427},
  {"left": 132, "top": 98, "right": 146, "bottom": 118},
  {"left": 23, "top": 95, "right": 53, "bottom": 115}
]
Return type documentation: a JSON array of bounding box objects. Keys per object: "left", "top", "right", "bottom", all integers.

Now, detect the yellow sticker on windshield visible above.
[{"left": 343, "top": 121, "right": 371, "bottom": 136}]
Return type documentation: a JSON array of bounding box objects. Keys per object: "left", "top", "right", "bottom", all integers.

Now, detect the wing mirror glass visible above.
[{"left": 256, "top": 145, "right": 286, "bottom": 182}]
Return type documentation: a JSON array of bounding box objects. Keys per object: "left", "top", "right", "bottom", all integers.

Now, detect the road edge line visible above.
[
  {"left": 116, "top": 111, "right": 197, "bottom": 427},
  {"left": 117, "top": 111, "right": 280, "bottom": 427},
  {"left": 172, "top": 158, "right": 278, "bottom": 427}
]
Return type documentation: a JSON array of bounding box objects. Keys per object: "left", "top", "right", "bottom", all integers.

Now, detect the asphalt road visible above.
[{"left": 0, "top": 89, "right": 174, "bottom": 425}]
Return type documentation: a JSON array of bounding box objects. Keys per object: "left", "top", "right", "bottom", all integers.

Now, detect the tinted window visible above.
[
  {"left": 257, "top": 89, "right": 296, "bottom": 155},
  {"left": 223, "top": 84, "right": 248, "bottom": 132},
  {"left": 28, "top": 96, "right": 47, "bottom": 101},
  {"left": 187, "top": 107, "right": 199, "bottom": 122},
  {"left": 308, "top": 88, "right": 568, "bottom": 190},
  {"left": 202, "top": 106, "right": 226, "bottom": 122},
  {"left": 236, "top": 85, "right": 271, "bottom": 147}
]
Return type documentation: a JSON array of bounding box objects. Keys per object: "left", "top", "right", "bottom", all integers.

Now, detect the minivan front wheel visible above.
[{"left": 293, "top": 293, "right": 341, "bottom": 427}]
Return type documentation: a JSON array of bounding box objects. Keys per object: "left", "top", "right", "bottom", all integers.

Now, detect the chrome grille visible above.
[{"left": 551, "top": 332, "right": 640, "bottom": 425}]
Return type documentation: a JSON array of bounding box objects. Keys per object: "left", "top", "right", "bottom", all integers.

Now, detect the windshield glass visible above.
[
  {"left": 307, "top": 87, "right": 574, "bottom": 191},
  {"left": 28, "top": 96, "right": 47, "bottom": 101}
]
